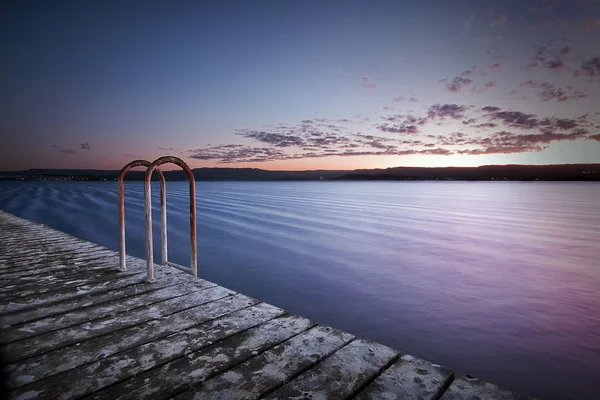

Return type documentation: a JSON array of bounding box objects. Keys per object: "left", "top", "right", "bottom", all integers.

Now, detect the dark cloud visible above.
[
  {"left": 574, "top": 56, "right": 600, "bottom": 77},
  {"left": 481, "top": 106, "right": 501, "bottom": 112},
  {"left": 189, "top": 146, "right": 290, "bottom": 163},
  {"left": 427, "top": 104, "right": 470, "bottom": 120},
  {"left": 445, "top": 77, "right": 473, "bottom": 92},
  {"left": 475, "top": 122, "right": 497, "bottom": 129},
  {"left": 377, "top": 114, "right": 427, "bottom": 135},
  {"left": 456, "top": 126, "right": 590, "bottom": 155},
  {"left": 538, "top": 86, "right": 587, "bottom": 102},
  {"left": 482, "top": 109, "right": 592, "bottom": 141},
  {"left": 238, "top": 131, "right": 306, "bottom": 147},
  {"left": 52, "top": 144, "right": 58, "bottom": 148},
  {"left": 80, "top": 143, "right": 91, "bottom": 150},
  {"left": 545, "top": 59, "right": 565, "bottom": 70},
  {"left": 520, "top": 80, "right": 587, "bottom": 102},
  {"left": 531, "top": 40, "right": 571, "bottom": 71}
]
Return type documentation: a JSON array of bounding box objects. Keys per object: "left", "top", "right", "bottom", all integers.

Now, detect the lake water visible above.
[{"left": 0, "top": 181, "right": 599, "bottom": 399}]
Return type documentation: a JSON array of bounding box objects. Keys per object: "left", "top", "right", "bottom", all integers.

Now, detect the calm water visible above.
[{"left": 1, "top": 181, "right": 599, "bottom": 399}]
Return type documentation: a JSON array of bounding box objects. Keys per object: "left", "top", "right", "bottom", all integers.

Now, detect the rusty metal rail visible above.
[{"left": 118, "top": 156, "right": 197, "bottom": 282}]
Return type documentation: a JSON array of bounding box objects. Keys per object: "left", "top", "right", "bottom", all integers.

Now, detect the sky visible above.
[{"left": 1, "top": 0, "right": 600, "bottom": 171}]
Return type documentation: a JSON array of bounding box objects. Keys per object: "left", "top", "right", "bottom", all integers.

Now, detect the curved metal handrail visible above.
[
  {"left": 144, "top": 156, "right": 197, "bottom": 282},
  {"left": 117, "top": 160, "right": 167, "bottom": 272}
]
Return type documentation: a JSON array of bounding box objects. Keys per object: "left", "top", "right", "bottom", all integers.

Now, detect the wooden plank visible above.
[
  {"left": 0, "top": 258, "right": 119, "bottom": 282},
  {"left": 0, "top": 258, "right": 175, "bottom": 315},
  {"left": 355, "top": 353, "right": 454, "bottom": 400},
  {"left": 0, "top": 272, "right": 148, "bottom": 315},
  {"left": 0, "top": 268, "right": 143, "bottom": 301},
  {"left": 440, "top": 375, "right": 519, "bottom": 400},
  {"left": 0, "top": 274, "right": 191, "bottom": 326},
  {"left": 173, "top": 326, "right": 355, "bottom": 400},
  {"left": 89, "top": 314, "right": 317, "bottom": 400},
  {"left": 9, "top": 303, "right": 284, "bottom": 398},
  {"left": 0, "top": 251, "right": 118, "bottom": 272},
  {"left": 1, "top": 279, "right": 216, "bottom": 343},
  {"left": 6, "top": 294, "right": 259, "bottom": 385},
  {"left": 3, "top": 285, "right": 236, "bottom": 363},
  {"left": 265, "top": 339, "right": 399, "bottom": 400}
]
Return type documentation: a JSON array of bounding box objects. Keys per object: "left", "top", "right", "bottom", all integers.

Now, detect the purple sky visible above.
[{"left": 1, "top": 0, "right": 600, "bottom": 170}]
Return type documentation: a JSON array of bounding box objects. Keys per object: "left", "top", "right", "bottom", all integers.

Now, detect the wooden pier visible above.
[{"left": 0, "top": 210, "right": 530, "bottom": 399}]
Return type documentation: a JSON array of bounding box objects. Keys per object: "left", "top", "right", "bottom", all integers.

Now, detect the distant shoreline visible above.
[{"left": 1, "top": 163, "right": 599, "bottom": 181}]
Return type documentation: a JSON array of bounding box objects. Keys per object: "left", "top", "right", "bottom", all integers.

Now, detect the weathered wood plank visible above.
[
  {"left": 440, "top": 375, "right": 519, "bottom": 400},
  {"left": 0, "top": 256, "right": 172, "bottom": 314},
  {"left": 6, "top": 294, "right": 259, "bottom": 385},
  {"left": 173, "top": 326, "right": 355, "bottom": 400},
  {"left": 9, "top": 303, "right": 284, "bottom": 399},
  {"left": 355, "top": 353, "right": 454, "bottom": 400},
  {"left": 0, "top": 258, "right": 119, "bottom": 282},
  {"left": 1, "top": 279, "right": 217, "bottom": 343},
  {"left": 0, "top": 271, "right": 149, "bottom": 315},
  {"left": 0, "top": 251, "right": 118, "bottom": 271},
  {"left": 0, "top": 268, "right": 143, "bottom": 301},
  {"left": 3, "top": 285, "right": 236, "bottom": 363},
  {"left": 265, "top": 339, "right": 399, "bottom": 400},
  {"left": 89, "top": 314, "right": 317, "bottom": 400},
  {"left": 0, "top": 274, "right": 191, "bottom": 326}
]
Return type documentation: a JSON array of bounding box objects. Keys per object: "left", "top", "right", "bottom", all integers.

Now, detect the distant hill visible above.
[{"left": 1, "top": 164, "right": 599, "bottom": 181}]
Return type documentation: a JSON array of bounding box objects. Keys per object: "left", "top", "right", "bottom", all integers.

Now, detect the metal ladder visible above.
[{"left": 117, "top": 156, "right": 197, "bottom": 282}]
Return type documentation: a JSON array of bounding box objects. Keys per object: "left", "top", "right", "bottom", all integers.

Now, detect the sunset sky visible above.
[{"left": 1, "top": 0, "right": 600, "bottom": 171}]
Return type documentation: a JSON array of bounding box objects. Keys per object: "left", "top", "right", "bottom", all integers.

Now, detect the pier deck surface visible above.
[{"left": 0, "top": 210, "right": 531, "bottom": 399}]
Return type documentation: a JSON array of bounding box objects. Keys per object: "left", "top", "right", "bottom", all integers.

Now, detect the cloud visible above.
[
  {"left": 574, "top": 56, "right": 600, "bottom": 77},
  {"left": 59, "top": 149, "right": 77, "bottom": 154},
  {"left": 392, "top": 96, "right": 418, "bottom": 103},
  {"left": 359, "top": 76, "right": 377, "bottom": 89},
  {"left": 487, "top": 63, "right": 507, "bottom": 71},
  {"left": 427, "top": 104, "right": 470, "bottom": 120},
  {"left": 531, "top": 40, "right": 571, "bottom": 71},
  {"left": 52, "top": 144, "right": 58, "bottom": 148},
  {"left": 445, "top": 77, "right": 473, "bottom": 92},
  {"left": 80, "top": 143, "right": 91, "bottom": 150},
  {"left": 460, "top": 66, "right": 479, "bottom": 77},
  {"left": 520, "top": 80, "right": 588, "bottom": 101},
  {"left": 455, "top": 128, "right": 590, "bottom": 155},
  {"left": 184, "top": 100, "right": 599, "bottom": 163},
  {"left": 481, "top": 106, "right": 501, "bottom": 112},
  {"left": 377, "top": 114, "right": 427, "bottom": 135},
  {"left": 538, "top": 86, "right": 587, "bottom": 102},
  {"left": 481, "top": 109, "right": 592, "bottom": 139},
  {"left": 238, "top": 131, "right": 306, "bottom": 147}
]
